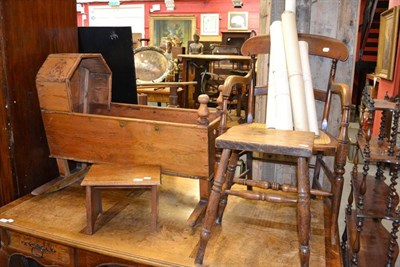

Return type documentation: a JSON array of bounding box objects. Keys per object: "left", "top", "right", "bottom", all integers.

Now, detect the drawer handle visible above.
[{"left": 21, "top": 241, "right": 56, "bottom": 258}]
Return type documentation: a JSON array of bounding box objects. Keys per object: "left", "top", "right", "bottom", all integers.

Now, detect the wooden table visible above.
[
  {"left": 137, "top": 87, "right": 184, "bottom": 107},
  {"left": 0, "top": 176, "right": 329, "bottom": 267},
  {"left": 178, "top": 54, "right": 251, "bottom": 108},
  {"left": 137, "top": 81, "right": 197, "bottom": 108}
]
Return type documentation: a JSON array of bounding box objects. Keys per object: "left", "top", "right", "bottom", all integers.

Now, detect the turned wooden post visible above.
[
  {"left": 138, "top": 93, "right": 148, "bottom": 105},
  {"left": 197, "top": 94, "right": 209, "bottom": 125},
  {"left": 168, "top": 86, "right": 179, "bottom": 108}
]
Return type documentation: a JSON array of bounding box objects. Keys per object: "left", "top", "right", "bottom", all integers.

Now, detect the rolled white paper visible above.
[
  {"left": 270, "top": 21, "right": 293, "bottom": 130},
  {"left": 266, "top": 49, "right": 276, "bottom": 129},
  {"left": 299, "top": 41, "right": 319, "bottom": 136},
  {"left": 281, "top": 11, "right": 309, "bottom": 132},
  {"left": 285, "top": 0, "right": 296, "bottom": 14}
]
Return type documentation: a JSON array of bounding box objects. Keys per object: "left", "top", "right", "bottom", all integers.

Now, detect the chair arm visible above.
[
  {"left": 331, "top": 81, "right": 351, "bottom": 107},
  {"left": 220, "top": 71, "right": 252, "bottom": 97}
]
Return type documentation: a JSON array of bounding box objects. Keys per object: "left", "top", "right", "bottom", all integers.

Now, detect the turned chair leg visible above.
[
  {"left": 331, "top": 163, "right": 345, "bottom": 245},
  {"left": 195, "top": 149, "right": 231, "bottom": 265},
  {"left": 297, "top": 157, "right": 311, "bottom": 267},
  {"left": 216, "top": 151, "right": 239, "bottom": 224}
]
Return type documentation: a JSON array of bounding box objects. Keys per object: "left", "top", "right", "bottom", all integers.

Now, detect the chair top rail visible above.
[{"left": 241, "top": 33, "right": 349, "bottom": 62}]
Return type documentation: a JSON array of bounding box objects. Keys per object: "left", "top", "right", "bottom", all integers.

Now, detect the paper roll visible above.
[
  {"left": 281, "top": 11, "right": 309, "bottom": 132},
  {"left": 270, "top": 21, "right": 293, "bottom": 130},
  {"left": 285, "top": 0, "right": 296, "bottom": 14},
  {"left": 266, "top": 48, "right": 276, "bottom": 129},
  {"left": 299, "top": 41, "right": 319, "bottom": 136}
]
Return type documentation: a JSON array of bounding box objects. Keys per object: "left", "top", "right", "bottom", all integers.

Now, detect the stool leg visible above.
[
  {"left": 151, "top": 185, "right": 159, "bottom": 232},
  {"left": 86, "top": 186, "right": 102, "bottom": 235},
  {"left": 216, "top": 150, "right": 239, "bottom": 224},
  {"left": 195, "top": 148, "right": 231, "bottom": 265},
  {"left": 297, "top": 157, "right": 311, "bottom": 266}
]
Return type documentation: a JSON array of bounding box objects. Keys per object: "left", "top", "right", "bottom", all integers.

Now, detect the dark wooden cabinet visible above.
[
  {"left": 0, "top": 1, "right": 78, "bottom": 206},
  {"left": 221, "top": 31, "right": 252, "bottom": 52},
  {"left": 342, "top": 89, "right": 400, "bottom": 266}
]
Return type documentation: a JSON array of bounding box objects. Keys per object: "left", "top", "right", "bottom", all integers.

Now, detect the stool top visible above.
[{"left": 81, "top": 164, "right": 161, "bottom": 186}]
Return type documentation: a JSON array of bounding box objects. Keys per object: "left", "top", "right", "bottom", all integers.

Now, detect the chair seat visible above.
[
  {"left": 314, "top": 130, "right": 337, "bottom": 155},
  {"left": 247, "top": 123, "right": 337, "bottom": 155},
  {"left": 216, "top": 123, "right": 314, "bottom": 158}
]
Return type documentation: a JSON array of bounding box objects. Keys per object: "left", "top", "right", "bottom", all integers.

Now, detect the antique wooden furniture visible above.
[
  {"left": 81, "top": 164, "right": 161, "bottom": 234},
  {"left": 341, "top": 89, "right": 400, "bottom": 266},
  {"left": 221, "top": 31, "right": 252, "bottom": 52},
  {"left": 218, "top": 33, "right": 350, "bottom": 245},
  {"left": 0, "top": 176, "right": 330, "bottom": 266},
  {"left": 195, "top": 121, "right": 315, "bottom": 266},
  {"left": 137, "top": 86, "right": 184, "bottom": 107},
  {"left": 179, "top": 54, "right": 251, "bottom": 108},
  {"left": 195, "top": 33, "right": 351, "bottom": 266},
  {"left": 35, "top": 53, "right": 221, "bottom": 226},
  {"left": 136, "top": 81, "right": 196, "bottom": 108}
]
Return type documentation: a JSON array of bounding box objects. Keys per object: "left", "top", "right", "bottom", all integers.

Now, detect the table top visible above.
[
  {"left": 137, "top": 87, "right": 184, "bottom": 94},
  {"left": 136, "top": 81, "right": 197, "bottom": 88},
  {"left": 178, "top": 54, "right": 251, "bottom": 61},
  {"left": 0, "top": 176, "right": 327, "bottom": 266}
]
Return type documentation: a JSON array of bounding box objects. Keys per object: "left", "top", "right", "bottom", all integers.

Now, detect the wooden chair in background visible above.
[{"left": 195, "top": 33, "right": 350, "bottom": 266}]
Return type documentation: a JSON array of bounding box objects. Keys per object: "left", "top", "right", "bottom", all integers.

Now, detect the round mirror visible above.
[{"left": 134, "top": 46, "right": 172, "bottom": 83}]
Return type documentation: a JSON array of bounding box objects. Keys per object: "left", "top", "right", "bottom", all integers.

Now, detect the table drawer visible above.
[{"left": 6, "top": 230, "right": 74, "bottom": 266}]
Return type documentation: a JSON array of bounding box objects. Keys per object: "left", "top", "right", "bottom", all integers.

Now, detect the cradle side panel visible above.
[{"left": 42, "top": 111, "right": 213, "bottom": 178}]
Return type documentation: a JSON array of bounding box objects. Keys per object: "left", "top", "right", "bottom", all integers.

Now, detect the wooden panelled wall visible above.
[{"left": 0, "top": 1, "right": 78, "bottom": 205}]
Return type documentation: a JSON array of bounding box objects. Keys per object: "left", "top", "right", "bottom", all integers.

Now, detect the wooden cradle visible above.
[{"left": 35, "top": 54, "right": 221, "bottom": 224}]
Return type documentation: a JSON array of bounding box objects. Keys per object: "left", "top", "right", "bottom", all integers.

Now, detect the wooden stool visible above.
[{"left": 81, "top": 164, "right": 161, "bottom": 234}]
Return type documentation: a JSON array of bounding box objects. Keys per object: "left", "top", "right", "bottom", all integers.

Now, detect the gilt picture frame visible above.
[
  {"left": 375, "top": 6, "right": 399, "bottom": 81},
  {"left": 149, "top": 15, "right": 196, "bottom": 48}
]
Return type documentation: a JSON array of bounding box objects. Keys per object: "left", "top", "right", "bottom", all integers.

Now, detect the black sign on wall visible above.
[{"left": 78, "top": 26, "right": 137, "bottom": 104}]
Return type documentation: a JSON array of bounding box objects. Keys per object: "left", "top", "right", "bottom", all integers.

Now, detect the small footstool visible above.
[{"left": 81, "top": 164, "right": 161, "bottom": 234}]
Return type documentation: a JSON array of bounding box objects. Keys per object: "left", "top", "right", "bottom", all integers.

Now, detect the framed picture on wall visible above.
[
  {"left": 149, "top": 15, "right": 196, "bottom": 48},
  {"left": 228, "top": 11, "right": 248, "bottom": 31},
  {"left": 200, "top": 14, "right": 219, "bottom": 36},
  {"left": 375, "top": 6, "right": 399, "bottom": 81}
]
